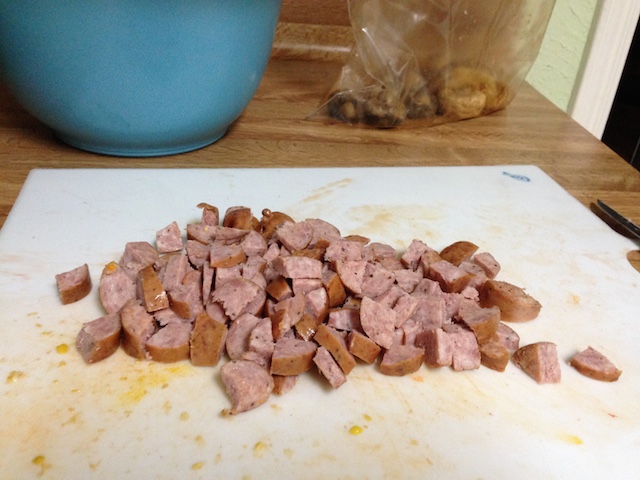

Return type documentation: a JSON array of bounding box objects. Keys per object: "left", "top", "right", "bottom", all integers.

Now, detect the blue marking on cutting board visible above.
[{"left": 502, "top": 171, "right": 531, "bottom": 182}]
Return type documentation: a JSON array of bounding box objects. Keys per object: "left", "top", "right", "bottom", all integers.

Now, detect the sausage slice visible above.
[
  {"left": 478, "top": 337, "right": 510, "bottom": 372},
  {"left": 472, "top": 252, "right": 500, "bottom": 279},
  {"left": 270, "top": 337, "right": 317, "bottom": 376},
  {"left": 56, "top": 263, "right": 92, "bottom": 305},
  {"left": 360, "top": 297, "right": 397, "bottom": 349},
  {"left": 512, "top": 342, "right": 561, "bottom": 384},
  {"left": 322, "top": 269, "right": 347, "bottom": 308},
  {"left": 275, "top": 220, "right": 313, "bottom": 252},
  {"left": 379, "top": 344, "right": 425, "bottom": 376},
  {"left": 266, "top": 275, "right": 293, "bottom": 302},
  {"left": 220, "top": 359, "right": 274, "bottom": 415},
  {"left": 225, "top": 313, "right": 262, "bottom": 361},
  {"left": 314, "top": 324, "right": 356, "bottom": 375},
  {"left": 146, "top": 323, "right": 192, "bottom": 363},
  {"left": 270, "top": 293, "right": 306, "bottom": 339},
  {"left": 136, "top": 265, "right": 169, "bottom": 313},
  {"left": 457, "top": 303, "right": 501, "bottom": 344},
  {"left": 428, "top": 260, "right": 472, "bottom": 293},
  {"left": 121, "top": 302, "right": 156, "bottom": 359},
  {"left": 273, "top": 375, "right": 298, "bottom": 395},
  {"left": 167, "top": 282, "right": 203, "bottom": 320},
  {"left": 479, "top": 279, "right": 541, "bottom": 322},
  {"left": 196, "top": 202, "right": 219, "bottom": 226},
  {"left": 294, "top": 313, "right": 321, "bottom": 341},
  {"left": 361, "top": 262, "right": 396, "bottom": 298},
  {"left": 443, "top": 324, "right": 481, "bottom": 371},
  {"left": 313, "top": 346, "right": 347, "bottom": 388},
  {"left": 416, "top": 328, "right": 453, "bottom": 368},
  {"left": 244, "top": 317, "right": 275, "bottom": 368},
  {"left": 119, "top": 241, "right": 159, "bottom": 280},
  {"left": 335, "top": 259, "right": 367, "bottom": 295},
  {"left": 155, "top": 221, "right": 183, "bottom": 253},
  {"left": 496, "top": 322, "right": 520, "bottom": 353},
  {"left": 76, "top": 313, "right": 121, "bottom": 363},
  {"left": 569, "top": 346, "right": 621, "bottom": 382},
  {"left": 99, "top": 261, "right": 136, "bottom": 314},
  {"left": 271, "top": 255, "right": 323, "bottom": 280},
  {"left": 439, "top": 240, "right": 479, "bottom": 266},
  {"left": 211, "top": 278, "right": 266, "bottom": 321},
  {"left": 347, "top": 330, "right": 382, "bottom": 364},
  {"left": 209, "top": 242, "right": 247, "bottom": 268},
  {"left": 256, "top": 209, "right": 294, "bottom": 241},
  {"left": 190, "top": 312, "right": 227, "bottom": 366},
  {"left": 222, "top": 206, "right": 258, "bottom": 230}
]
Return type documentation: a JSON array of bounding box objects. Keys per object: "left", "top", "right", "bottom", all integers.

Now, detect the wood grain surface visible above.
[{"left": 1, "top": 10, "right": 639, "bottom": 270}]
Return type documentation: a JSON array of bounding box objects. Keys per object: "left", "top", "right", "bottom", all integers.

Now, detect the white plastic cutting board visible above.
[{"left": 0, "top": 166, "right": 638, "bottom": 480}]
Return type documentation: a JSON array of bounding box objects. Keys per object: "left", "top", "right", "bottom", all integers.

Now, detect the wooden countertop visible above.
[{"left": 1, "top": 36, "right": 639, "bottom": 269}]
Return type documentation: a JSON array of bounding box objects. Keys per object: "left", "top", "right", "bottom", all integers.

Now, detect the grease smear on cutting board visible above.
[{"left": 295, "top": 177, "right": 444, "bottom": 248}]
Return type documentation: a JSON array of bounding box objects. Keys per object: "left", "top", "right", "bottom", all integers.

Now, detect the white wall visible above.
[
  {"left": 525, "top": 0, "right": 599, "bottom": 112},
  {"left": 526, "top": 0, "right": 640, "bottom": 138}
]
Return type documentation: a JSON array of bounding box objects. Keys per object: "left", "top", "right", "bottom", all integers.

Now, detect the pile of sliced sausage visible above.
[{"left": 55, "top": 204, "right": 622, "bottom": 414}]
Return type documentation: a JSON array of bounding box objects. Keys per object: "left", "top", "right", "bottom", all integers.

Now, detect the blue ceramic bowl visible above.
[{"left": 0, "top": 0, "right": 281, "bottom": 156}]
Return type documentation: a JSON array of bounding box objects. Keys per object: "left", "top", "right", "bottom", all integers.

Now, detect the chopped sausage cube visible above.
[
  {"left": 146, "top": 323, "right": 192, "bottom": 363},
  {"left": 270, "top": 338, "right": 317, "bottom": 376},
  {"left": 76, "top": 313, "right": 121, "bottom": 364},
  {"left": 190, "top": 312, "right": 227, "bottom": 367},
  {"left": 314, "top": 324, "right": 356, "bottom": 375},
  {"left": 439, "top": 240, "right": 479, "bottom": 266},
  {"left": 478, "top": 337, "right": 510, "bottom": 372},
  {"left": 313, "top": 346, "right": 347, "bottom": 389},
  {"left": 347, "top": 330, "right": 382, "bottom": 364},
  {"left": 512, "top": 342, "right": 561, "bottom": 384},
  {"left": 379, "top": 344, "right": 425, "bottom": 376},
  {"left": 136, "top": 265, "right": 169, "bottom": 313},
  {"left": 220, "top": 360, "right": 274, "bottom": 415},
  {"left": 360, "top": 297, "right": 397, "bottom": 349},
  {"left": 155, "top": 221, "right": 183, "bottom": 253},
  {"left": 479, "top": 279, "right": 541, "bottom": 322},
  {"left": 569, "top": 346, "right": 621, "bottom": 382},
  {"left": 56, "top": 263, "right": 92, "bottom": 305}
]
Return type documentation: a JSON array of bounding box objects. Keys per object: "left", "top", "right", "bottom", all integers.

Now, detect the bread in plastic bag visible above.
[{"left": 317, "top": 0, "right": 556, "bottom": 128}]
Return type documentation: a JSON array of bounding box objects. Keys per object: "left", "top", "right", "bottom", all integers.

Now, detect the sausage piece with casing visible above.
[
  {"left": 512, "top": 342, "right": 561, "bottom": 384},
  {"left": 479, "top": 279, "right": 541, "bottom": 322},
  {"left": 223, "top": 206, "right": 258, "bottom": 230},
  {"left": 136, "top": 265, "right": 169, "bottom": 312},
  {"left": 220, "top": 359, "right": 274, "bottom": 415},
  {"left": 120, "top": 301, "right": 156, "bottom": 359},
  {"left": 190, "top": 312, "right": 227, "bottom": 367},
  {"left": 146, "top": 322, "right": 192, "bottom": 363},
  {"left": 439, "top": 241, "right": 479, "bottom": 266},
  {"left": 256, "top": 209, "right": 294, "bottom": 241},
  {"left": 314, "top": 324, "right": 356, "bottom": 375},
  {"left": 76, "top": 313, "right": 122, "bottom": 363},
  {"left": 56, "top": 263, "right": 92, "bottom": 305},
  {"left": 313, "top": 346, "right": 347, "bottom": 388},
  {"left": 379, "top": 344, "right": 425, "bottom": 376},
  {"left": 270, "top": 337, "right": 317, "bottom": 376},
  {"left": 478, "top": 337, "right": 510, "bottom": 372},
  {"left": 569, "top": 346, "right": 621, "bottom": 382},
  {"left": 99, "top": 261, "right": 136, "bottom": 314}
]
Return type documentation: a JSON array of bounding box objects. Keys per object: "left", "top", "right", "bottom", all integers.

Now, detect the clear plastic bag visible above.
[{"left": 318, "top": 0, "right": 556, "bottom": 128}]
